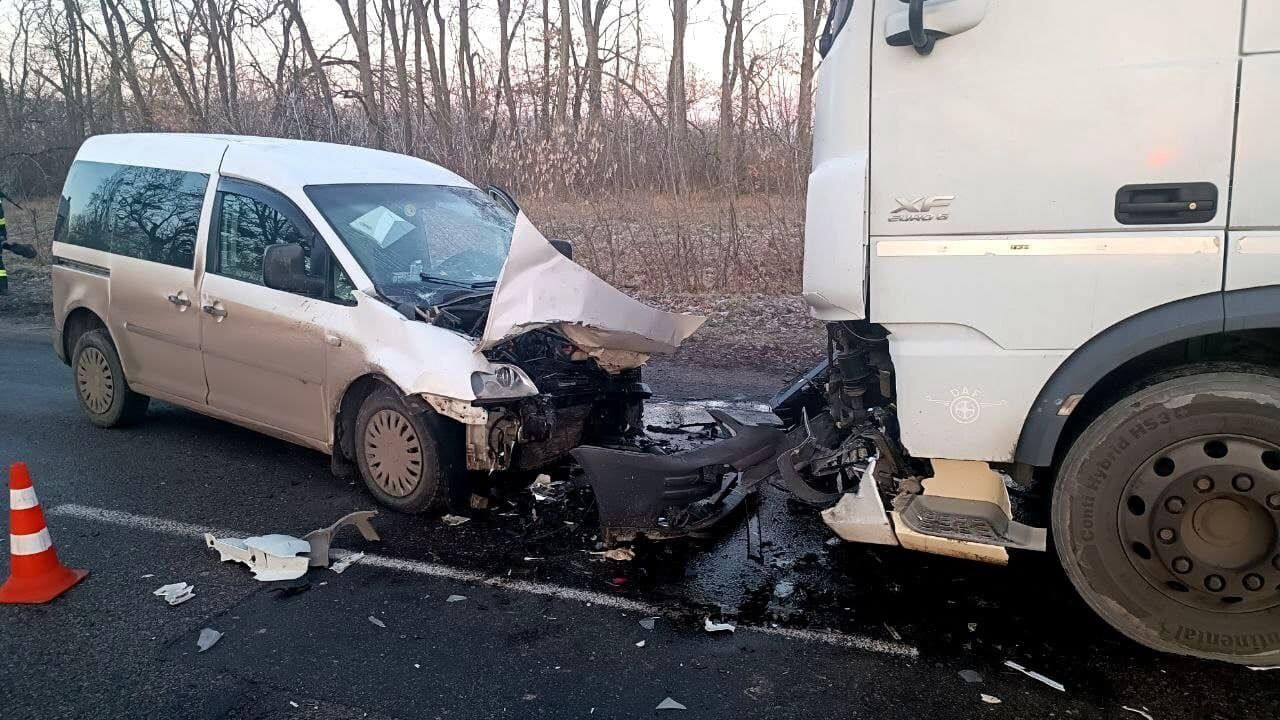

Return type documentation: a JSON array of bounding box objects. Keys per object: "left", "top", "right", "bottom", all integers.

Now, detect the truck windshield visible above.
[{"left": 305, "top": 183, "right": 514, "bottom": 300}]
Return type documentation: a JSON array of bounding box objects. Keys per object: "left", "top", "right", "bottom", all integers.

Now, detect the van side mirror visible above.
[
  {"left": 263, "top": 243, "right": 324, "bottom": 296},
  {"left": 549, "top": 239, "right": 573, "bottom": 260}
]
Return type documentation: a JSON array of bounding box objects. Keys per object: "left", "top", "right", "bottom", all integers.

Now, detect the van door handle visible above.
[
  {"left": 167, "top": 292, "right": 191, "bottom": 308},
  {"left": 202, "top": 303, "right": 228, "bottom": 320}
]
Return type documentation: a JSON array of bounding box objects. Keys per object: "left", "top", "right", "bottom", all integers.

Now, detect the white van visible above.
[{"left": 51, "top": 134, "right": 703, "bottom": 514}]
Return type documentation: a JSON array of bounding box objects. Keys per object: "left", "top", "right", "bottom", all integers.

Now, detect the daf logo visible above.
[{"left": 889, "top": 195, "right": 954, "bottom": 222}]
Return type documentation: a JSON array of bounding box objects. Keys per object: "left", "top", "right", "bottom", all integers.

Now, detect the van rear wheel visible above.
[
  {"left": 354, "top": 388, "right": 463, "bottom": 513},
  {"left": 1054, "top": 371, "right": 1280, "bottom": 666},
  {"left": 71, "top": 329, "right": 149, "bottom": 428}
]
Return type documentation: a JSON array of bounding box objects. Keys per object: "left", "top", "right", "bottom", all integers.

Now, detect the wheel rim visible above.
[
  {"left": 1119, "top": 434, "right": 1280, "bottom": 613},
  {"left": 76, "top": 346, "right": 114, "bottom": 415},
  {"left": 363, "top": 409, "right": 424, "bottom": 498}
]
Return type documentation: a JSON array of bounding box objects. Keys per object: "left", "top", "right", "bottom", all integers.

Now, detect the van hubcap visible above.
[
  {"left": 363, "top": 410, "right": 423, "bottom": 498},
  {"left": 76, "top": 347, "right": 114, "bottom": 414},
  {"left": 1119, "top": 434, "right": 1280, "bottom": 613}
]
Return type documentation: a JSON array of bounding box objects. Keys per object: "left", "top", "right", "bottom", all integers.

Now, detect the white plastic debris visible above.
[
  {"left": 368, "top": 615, "right": 386, "bottom": 628},
  {"left": 1004, "top": 660, "right": 1066, "bottom": 692},
  {"left": 639, "top": 617, "right": 658, "bottom": 631},
  {"left": 288, "top": 701, "right": 299, "bottom": 708},
  {"left": 603, "top": 547, "right": 635, "bottom": 561},
  {"left": 1249, "top": 665, "right": 1280, "bottom": 671},
  {"left": 635, "top": 640, "right": 646, "bottom": 648},
  {"left": 196, "top": 628, "right": 222, "bottom": 652},
  {"left": 1122, "top": 707, "right": 1154, "bottom": 720},
  {"left": 981, "top": 694, "right": 1002, "bottom": 705},
  {"left": 329, "top": 552, "right": 365, "bottom": 574},
  {"left": 446, "top": 594, "right": 467, "bottom": 603},
  {"left": 441, "top": 514, "right": 470, "bottom": 526},
  {"left": 153, "top": 582, "right": 195, "bottom": 606},
  {"left": 655, "top": 697, "right": 687, "bottom": 711},
  {"left": 704, "top": 618, "right": 736, "bottom": 633},
  {"left": 204, "top": 533, "right": 310, "bottom": 581}
]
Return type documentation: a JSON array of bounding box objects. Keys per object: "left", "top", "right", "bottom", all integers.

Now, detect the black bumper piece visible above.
[{"left": 571, "top": 409, "right": 788, "bottom": 540}]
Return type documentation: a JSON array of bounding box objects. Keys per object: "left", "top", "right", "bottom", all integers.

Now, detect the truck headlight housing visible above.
[{"left": 471, "top": 364, "right": 538, "bottom": 399}]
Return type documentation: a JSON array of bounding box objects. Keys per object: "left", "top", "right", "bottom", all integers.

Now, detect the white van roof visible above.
[{"left": 75, "top": 133, "right": 474, "bottom": 192}]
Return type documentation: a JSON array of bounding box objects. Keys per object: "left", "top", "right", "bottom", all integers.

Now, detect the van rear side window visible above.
[{"left": 55, "top": 160, "right": 209, "bottom": 269}]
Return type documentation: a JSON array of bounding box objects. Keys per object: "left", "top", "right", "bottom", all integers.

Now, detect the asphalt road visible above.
[{"left": 0, "top": 323, "right": 1276, "bottom": 720}]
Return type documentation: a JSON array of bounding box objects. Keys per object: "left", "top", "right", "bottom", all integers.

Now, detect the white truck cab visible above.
[{"left": 783, "top": 0, "right": 1280, "bottom": 665}]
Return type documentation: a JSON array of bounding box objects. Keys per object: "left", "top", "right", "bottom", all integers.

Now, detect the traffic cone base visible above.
[{"left": 0, "top": 462, "right": 89, "bottom": 604}]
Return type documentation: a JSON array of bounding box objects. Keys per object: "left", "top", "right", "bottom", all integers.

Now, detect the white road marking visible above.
[{"left": 50, "top": 502, "right": 918, "bottom": 659}]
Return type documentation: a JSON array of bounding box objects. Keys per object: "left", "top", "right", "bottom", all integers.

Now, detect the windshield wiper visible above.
[{"left": 419, "top": 272, "right": 495, "bottom": 290}]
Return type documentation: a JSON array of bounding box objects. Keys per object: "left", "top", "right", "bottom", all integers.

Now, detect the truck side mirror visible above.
[
  {"left": 263, "top": 243, "right": 324, "bottom": 296},
  {"left": 885, "top": 0, "right": 988, "bottom": 55}
]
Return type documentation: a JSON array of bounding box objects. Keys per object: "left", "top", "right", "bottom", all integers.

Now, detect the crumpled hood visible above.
[{"left": 479, "top": 212, "right": 706, "bottom": 370}]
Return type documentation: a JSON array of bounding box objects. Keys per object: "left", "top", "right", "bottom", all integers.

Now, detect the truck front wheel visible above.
[{"left": 1054, "top": 371, "right": 1280, "bottom": 665}]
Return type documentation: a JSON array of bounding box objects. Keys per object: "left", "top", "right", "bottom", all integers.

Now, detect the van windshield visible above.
[{"left": 305, "top": 183, "right": 514, "bottom": 301}]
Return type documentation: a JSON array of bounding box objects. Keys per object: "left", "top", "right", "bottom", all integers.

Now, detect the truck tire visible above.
[
  {"left": 1054, "top": 371, "right": 1280, "bottom": 665},
  {"left": 354, "top": 387, "right": 463, "bottom": 514},
  {"left": 71, "top": 329, "right": 150, "bottom": 428}
]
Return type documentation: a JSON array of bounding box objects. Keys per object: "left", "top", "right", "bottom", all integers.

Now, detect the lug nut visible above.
[
  {"left": 1194, "top": 476, "right": 1214, "bottom": 493},
  {"left": 1244, "top": 574, "right": 1265, "bottom": 592},
  {"left": 1157, "top": 528, "right": 1176, "bottom": 544},
  {"left": 1233, "top": 474, "right": 1255, "bottom": 492},
  {"left": 1268, "top": 493, "right": 1280, "bottom": 510},
  {"left": 1172, "top": 557, "right": 1193, "bottom": 574},
  {"left": 1166, "top": 496, "right": 1186, "bottom": 514},
  {"left": 1205, "top": 575, "right": 1226, "bottom": 592}
]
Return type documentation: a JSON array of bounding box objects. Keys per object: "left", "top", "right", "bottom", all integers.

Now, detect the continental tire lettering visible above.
[{"left": 1174, "top": 625, "right": 1280, "bottom": 651}]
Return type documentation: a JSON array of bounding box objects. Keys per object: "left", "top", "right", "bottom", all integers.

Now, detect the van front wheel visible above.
[
  {"left": 354, "top": 388, "right": 462, "bottom": 513},
  {"left": 71, "top": 329, "right": 149, "bottom": 428},
  {"left": 1054, "top": 371, "right": 1280, "bottom": 666}
]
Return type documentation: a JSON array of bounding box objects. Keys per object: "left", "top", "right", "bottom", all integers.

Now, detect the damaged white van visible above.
[{"left": 51, "top": 134, "right": 704, "bottom": 512}]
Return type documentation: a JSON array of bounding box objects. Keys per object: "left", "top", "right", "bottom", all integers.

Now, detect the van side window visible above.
[
  {"left": 214, "top": 192, "right": 316, "bottom": 286},
  {"left": 333, "top": 263, "right": 357, "bottom": 304},
  {"left": 56, "top": 160, "right": 208, "bottom": 268}
]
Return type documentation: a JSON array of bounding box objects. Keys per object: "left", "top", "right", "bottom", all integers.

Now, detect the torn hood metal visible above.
[{"left": 479, "top": 213, "right": 706, "bottom": 368}]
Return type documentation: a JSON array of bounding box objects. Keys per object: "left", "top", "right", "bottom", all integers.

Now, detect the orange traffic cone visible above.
[{"left": 0, "top": 462, "right": 88, "bottom": 603}]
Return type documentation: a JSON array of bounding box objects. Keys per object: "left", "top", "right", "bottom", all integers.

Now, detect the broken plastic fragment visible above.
[
  {"left": 704, "top": 618, "right": 736, "bottom": 633},
  {"left": 1121, "top": 707, "right": 1154, "bottom": 720},
  {"left": 635, "top": 640, "right": 646, "bottom": 648},
  {"left": 655, "top": 697, "right": 687, "bottom": 711},
  {"left": 368, "top": 615, "right": 386, "bottom": 628},
  {"left": 329, "top": 552, "right": 365, "bottom": 574},
  {"left": 639, "top": 617, "right": 658, "bottom": 631},
  {"left": 981, "top": 694, "right": 1002, "bottom": 705},
  {"left": 959, "top": 669, "right": 983, "bottom": 684},
  {"left": 603, "top": 547, "right": 635, "bottom": 561},
  {"left": 303, "top": 510, "right": 379, "bottom": 567},
  {"left": 1004, "top": 660, "right": 1066, "bottom": 692},
  {"left": 153, "top": 582, "right": 195, "bottom": 606},
  {"left": 441, "top": 514, "right": 470, "bottom": 526},
  {"left": 446, "top": 594, "right": 467, "bottom": 602},
  {"left": 204, "top": 532, "right": 310, "bottom": 581},
  {"left": 196, "top": 628, "right": 222, "bottom": 652}
]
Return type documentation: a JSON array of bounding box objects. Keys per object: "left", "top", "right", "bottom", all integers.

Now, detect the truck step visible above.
[{"left": 896, "top": 494, "right": 1047, "bottom": 551}]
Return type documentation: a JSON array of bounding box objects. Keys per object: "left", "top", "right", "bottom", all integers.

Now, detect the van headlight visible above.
[{"left": 471, "top": 364, "right": 538, "bottom": 399}]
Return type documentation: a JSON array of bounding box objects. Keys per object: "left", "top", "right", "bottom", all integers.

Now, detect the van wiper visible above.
[{"left": 419, "top": 272, "right": 496, "bottom": 290}]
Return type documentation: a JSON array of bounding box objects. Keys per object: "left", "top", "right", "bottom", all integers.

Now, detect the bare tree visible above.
[{"left": 797, "top": 0, "right": 824, "bottom": 157}]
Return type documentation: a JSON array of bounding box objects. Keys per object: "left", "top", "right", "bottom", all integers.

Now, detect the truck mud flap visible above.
[{"left": 571, "top": 409, "right": 789, "bottom": 540}]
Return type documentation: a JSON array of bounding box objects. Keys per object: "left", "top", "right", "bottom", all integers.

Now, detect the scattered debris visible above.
[
  {"left": 289, "top": 701, "right": 299, "bottom": 708},
  {"left": 603, "top": 547, "right": 635, "bottom": 561},
  {"left": 140, "top": 573, "right": 154, "bottom": 578},
  {"left": 196, "top": 628, "right": 222, "bottom": 652},
  {"left": 967, "top": 623, "right": 978, "bottom": 632},
  {"left": 303, "top": 511, "right": 379, "bottom": 567},
  {"left": 655, "top": 697, "right": 687, "bottom": 711},
  {"left": 635, "top": 640, "right": 646, "bottom": 648},
  {"left": 265, "top": 578, "right": 310, "bottom": 599},
  {"left": 824, "top": 537, "right": 842, "bottom": 547},
  {"left": 441, "top": 514, "right": 471, "bottom": 526},
  {"left": 446, "top": 595, "right": 467, "bottom": 603},
  {"left": 368, "top": 615, "right": 386, "bottom": 628},
  {"left": 884, "top": 623, "right": 902, "bottom": 642},
  {"left": 205, "top": 533, "right": 310, "bottom": 581},
  {"left": 1004, "top": 660, "right": 1066, "bottom": 692},
  {"left": 773, "top": 580, "right": 795, "bottom": 599},
  {"left": 522, "top": 693, "right": 537, "bottom": 701},
  {"left": 153, "top": 582, "right": 195, "bottom": 606},
  {"left": 704, "top": 618, "right": 736, "bottom": 633},
  {"left": 1122, "top": 707, "right": 1154, "bottom": 720},
  {"left": 329, "top": 552, "right": 365, "bottom": 574},
  {"left": 980, "top": 694, "right": 1002, "bottom": 705},
  {"left": 639, "top": 617, "right": 658, "bottom": 631},
  {"left": 959, "top": 669, "right": 984, "bottom": 684}
]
